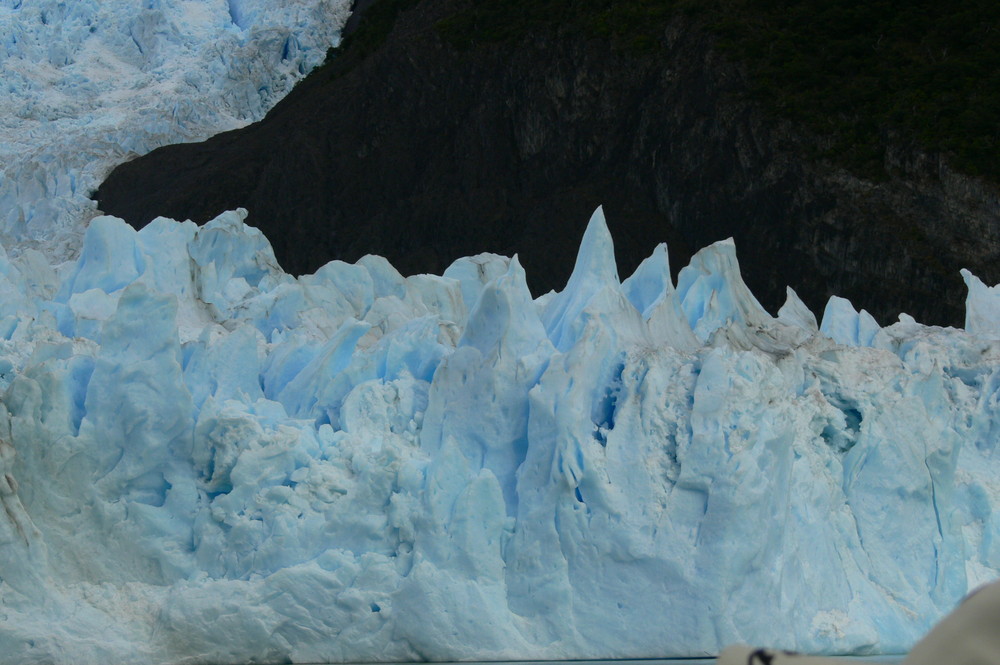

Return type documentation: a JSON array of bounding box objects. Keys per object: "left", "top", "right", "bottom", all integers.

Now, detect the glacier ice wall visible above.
[
  {"left": 1, "top": 207, "right": 1000, "bottom": 663},
  {"left": 0, "top": 0, "right": 350, "bottom": 261}
]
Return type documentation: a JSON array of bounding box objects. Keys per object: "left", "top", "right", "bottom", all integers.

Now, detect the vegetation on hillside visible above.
[
  {"left": 707, "top": 0, "right": 1000, "bottom": 180},
  {"left": 434, "top": 0, "right": 674, "bottom": 53},
  {"left": 329, "top": 0, "right": 1000, "bottom": 182},
  {"left": 438, "top": 0, "right": 1000, "bottom": 182}
]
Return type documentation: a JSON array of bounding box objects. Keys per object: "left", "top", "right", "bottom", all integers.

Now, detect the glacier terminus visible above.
[{"left": 0, "top": 206, "right": 999, "bottom": 663}]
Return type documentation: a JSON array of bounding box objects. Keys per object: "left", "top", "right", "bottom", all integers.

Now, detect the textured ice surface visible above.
[
  {"left": 1, "top": 206, "right": 1000, "bottom": 663},
  {"left": 0, "top": 0, "right": 350, "bottom": 261}
]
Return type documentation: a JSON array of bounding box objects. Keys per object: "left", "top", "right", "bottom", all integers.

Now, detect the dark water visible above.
[{"left": 324, "top": 658, "right": 906, "bottom": 665}]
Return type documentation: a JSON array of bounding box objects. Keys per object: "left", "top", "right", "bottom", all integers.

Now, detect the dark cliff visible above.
[{"left": 94, "top": 0, "right": 1000, "bottom": 327}]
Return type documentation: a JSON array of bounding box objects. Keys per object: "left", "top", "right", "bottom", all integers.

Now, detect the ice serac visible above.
[
  {"left": 820, "top": 296, "right": 882, "bottom": 347},
  {"left": 540, "top": 206, "right": 631, "bottom": 352},
  {"left": 676, "top": 238, "right": 773, "bottom": 342},
  {"left": 962, "top": 267, "right": 1000, "bottom": 338},
  {"left": 622, "top": 242, "right": 700, "bottom": 352},
  {"left": 2, "top": 207, "right": 1000, "bottom": 662},
  {"left": 622, "top": 242, "right": 673, "bottom": 318},
  {"left": 777, "top": 286, "right": 819, "bottom": 333}
]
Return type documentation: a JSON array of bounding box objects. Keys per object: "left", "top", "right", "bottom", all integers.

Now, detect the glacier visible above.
[
  {"left": 2, "top": 1, "right": 1000, "bottom": 661},
  {"left": 1, "top": 205, "right": 999, "bottom": 663},
  {"left": 0, "top": 0, "right": 351, "bottom": 262}
]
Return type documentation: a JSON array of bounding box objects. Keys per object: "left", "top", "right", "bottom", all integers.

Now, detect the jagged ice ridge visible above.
[{"left": 1, "top": 206, "right": 1000, "bottom": 663}]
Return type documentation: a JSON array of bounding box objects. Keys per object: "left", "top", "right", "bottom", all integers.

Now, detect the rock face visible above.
[{"left": 94, "top": 0, "right": 1000, "bottom": 326}]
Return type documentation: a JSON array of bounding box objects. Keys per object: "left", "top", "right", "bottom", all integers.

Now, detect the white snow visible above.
[{"left": 0, "top": 206, "right": 998, "bottom": 663}]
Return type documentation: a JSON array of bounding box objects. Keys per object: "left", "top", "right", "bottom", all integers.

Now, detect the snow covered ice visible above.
[
  {"left": 0, "top": 0, "right": 351, "bottom": 261},
  {"left": 1, "top": 204, "right": 1000, "bottom": 663}
]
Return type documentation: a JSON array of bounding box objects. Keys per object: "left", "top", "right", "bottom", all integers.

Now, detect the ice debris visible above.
[{"left": 1, "top": 208, "right": 1000, "bottom": 663}]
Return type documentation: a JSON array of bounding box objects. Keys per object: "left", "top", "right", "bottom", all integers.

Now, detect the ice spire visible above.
[{"left": 540, "top": 206, "right": 622, "bottom": 352}]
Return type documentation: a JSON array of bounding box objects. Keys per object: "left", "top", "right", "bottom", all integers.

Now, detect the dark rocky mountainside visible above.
[{"left": 95, "top": 0, "right": 1000, "bottom": 327}]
